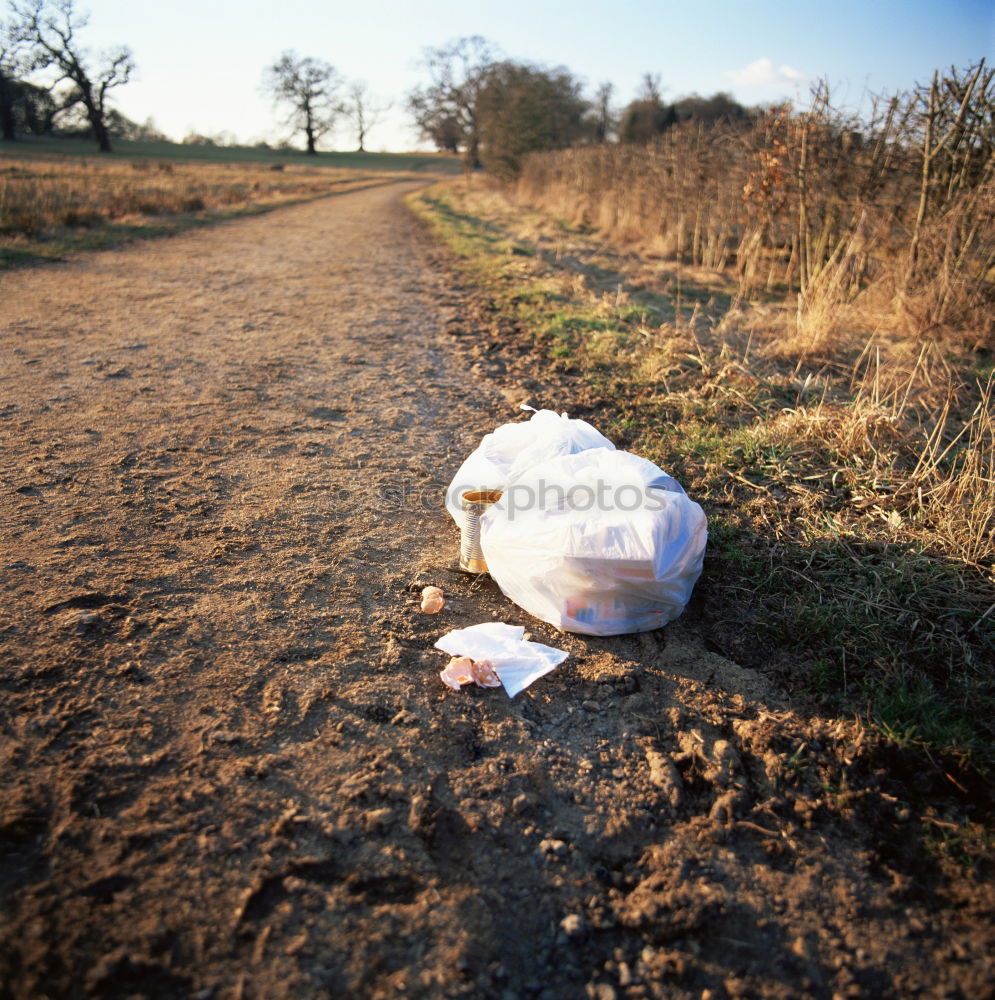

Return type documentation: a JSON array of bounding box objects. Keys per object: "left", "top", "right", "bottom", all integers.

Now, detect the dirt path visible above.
[{"left": 1, "top": 183, "right": 990, "bottom": 1000}]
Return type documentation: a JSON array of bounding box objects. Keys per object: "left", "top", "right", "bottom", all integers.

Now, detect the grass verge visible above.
[
  {"left": 409, "top": 179, "right": 995, "bottom": 777},
  {"left": 0, "top": 148, "right": 431, "bottom": 267},
  {"left": 1, "top": 136, "right": 462, "bottom": 173}
]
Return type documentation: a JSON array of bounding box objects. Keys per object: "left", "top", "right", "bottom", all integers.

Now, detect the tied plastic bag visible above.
[
  {"left": 445, "top": 407, "right": 614, "bottom": 525},
  {"left": 479, "top": 448, "right": 707, "bottom": 636}
]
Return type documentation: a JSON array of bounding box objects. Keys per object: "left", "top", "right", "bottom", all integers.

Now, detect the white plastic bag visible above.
[
  {"left": 479, "top": 447, "right": 707, "bottom": 636},
  {"left": 445, "top": 407, "right": 614, "bottom": 525}
]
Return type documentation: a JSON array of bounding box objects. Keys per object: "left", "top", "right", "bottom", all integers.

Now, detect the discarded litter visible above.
[
  {"left": 435, "top": 621, "right": 569, "bottom": 698},
  {"left": 420, "top": 585, "right": 445, "bottom": 614},
  {"left": 444, "top": 410, "right": 708, "bottom": 637},
  {"left": 439, "top": 656, "right": 501, "bottom": 690},
  {"left": 481, "top": 447, "right": 707, "bottom": 636},
  {"left": 458, "top": 489, "right": 503, "bottom": 574},
  {"left": 446, "top": 406, "right": 614, "bottom": 525}
]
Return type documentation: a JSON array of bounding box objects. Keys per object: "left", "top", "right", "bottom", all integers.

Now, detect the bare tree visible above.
[
  {"left": 0, "top": 17, "right": 22, "bottom": 140},
  {"left": 407, "top": 36, "right": 496, "bottom": 172},
  {"left": 11, "top": 0, "right": 134, "bottom": 152},
  {"left": 638, "top": 73, "right": 663, "bottom": 104},
  {"left": 620, "top": 73, "right": 675, "bottom": 143},
  {"left": 346, "top": 79, "right": 389, "bottom": 152},
  {"left": 264, "top": 51, "right": 342, "bottom": 155},
  {"left": 591, "top": 81, "right": 615, "bottom": 143}
]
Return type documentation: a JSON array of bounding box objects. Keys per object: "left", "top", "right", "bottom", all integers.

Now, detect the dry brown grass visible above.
[
  {"left": 516, "top": 64, "right": 995, "bottom": 352},
  {"left": 764, "top": 343, "right": 994, "bottom": 569},
  {"left": 0, "top": 154, "right": 396, "bottom": 260},
  {"left": 412, "top": 178, "right": 995, "bottom": 768},
  {"left": 425, "top": 178, "right": 995, "bottom": 567}
]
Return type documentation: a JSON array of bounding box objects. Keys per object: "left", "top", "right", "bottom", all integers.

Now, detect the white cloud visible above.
[{"left": 727, "top": 58, "right": 805, "bottom": 88}]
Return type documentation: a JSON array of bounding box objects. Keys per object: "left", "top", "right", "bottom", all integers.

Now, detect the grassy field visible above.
[
  {"left": 410, "top": 179, "right": 995, "bottom": 776},
  {"left": 0, "top": 135, "right": 462, "bottom": 173},
  {"left": 0, "top": 138, "right": 460, "bottom": 266}
]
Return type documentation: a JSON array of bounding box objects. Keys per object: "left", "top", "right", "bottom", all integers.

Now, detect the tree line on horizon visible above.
[
  {"left": 405, "top": 36, "right": 752, "bottom": 178},
  {"left": 258, "top": 36, "right": 754, "bottom": 175},
  {"left": 0, "top": 1, "right": 391, "bottom": 153},
  {"left": 1, "top": 3, "right": 753, "bottom": 162}
]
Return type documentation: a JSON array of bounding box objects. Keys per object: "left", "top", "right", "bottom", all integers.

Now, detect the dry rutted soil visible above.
[{"left": 0, "top": 183, "right": 991, "bottom": 1000}]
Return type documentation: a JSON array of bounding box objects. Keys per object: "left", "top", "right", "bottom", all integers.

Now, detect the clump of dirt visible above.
[{"left": 0, "top": 182, "right": 991, "bottom": 999}]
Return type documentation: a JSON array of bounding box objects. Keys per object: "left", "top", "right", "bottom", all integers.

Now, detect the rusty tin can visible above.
[{"left": 459, "top": 489, "right": 503, "bottom": 573}]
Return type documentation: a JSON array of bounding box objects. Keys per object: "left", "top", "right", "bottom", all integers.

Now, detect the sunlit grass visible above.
[
  {"left": 0, "top": 150, "right": 412, "bottom": 265},
  {"left": 0, "top": 135, "right": 463, "bottom": 172}
]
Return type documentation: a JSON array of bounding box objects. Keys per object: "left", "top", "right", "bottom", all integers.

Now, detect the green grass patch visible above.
[{"left": 1, "top": 135, "right": 461, "bottom": 174}]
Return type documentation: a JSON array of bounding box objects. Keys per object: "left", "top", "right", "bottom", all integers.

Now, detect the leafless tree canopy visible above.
[
  {"left": 475, "top": 60, "right": 590, "bottom": 180},
  {"left": 344, "top": 80, "right": 390, "bottom": 152},
  {"left": 10, "top": 0, "right": 134, "bottom": 152},
  {"left": 263, "top": 51, "right": 342, "bottom": 155},
  {"left": 407, "top": 37, "right": 596, "bottom": 179},
  {"left": 407, "top": 35, "right": 496, "bottom": 171}
]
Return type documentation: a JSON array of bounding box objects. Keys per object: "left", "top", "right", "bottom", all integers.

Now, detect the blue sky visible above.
[{"left": 38, "top": 0, "right": 995, "bottom": 150}]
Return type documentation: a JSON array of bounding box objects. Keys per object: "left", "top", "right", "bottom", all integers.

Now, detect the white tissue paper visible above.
[{"left": 434, "top": 621, "right": 569, "bottom": 698}]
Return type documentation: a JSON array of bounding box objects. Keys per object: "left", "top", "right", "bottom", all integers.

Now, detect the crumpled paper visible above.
[
  {"left": 420, "top": 585, "right": 445, "bottom": 614},
  {"left": 435, "top": 621, "right": 569, "bottom": 698},
  {"left": 439, "top": 656, "right": 501, "bottom": 690}
]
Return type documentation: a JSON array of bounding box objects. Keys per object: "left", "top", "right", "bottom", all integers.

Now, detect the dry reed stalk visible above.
[
  {"left": 515, "top": 62, "right": 994, "bottom": 349},
  {"left": 908, "top": 377, "right": 995, "bottom": 567}
]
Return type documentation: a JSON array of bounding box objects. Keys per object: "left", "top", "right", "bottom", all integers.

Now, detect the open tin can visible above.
[{"left": 459, "top": 489, "right": 503, "bottom": 573}]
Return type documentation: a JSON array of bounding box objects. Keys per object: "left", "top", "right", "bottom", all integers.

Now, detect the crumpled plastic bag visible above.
[
  {"left": 445, "top": 407, "right": 614, "bottom": 525},
  {"left": 435, "top": 621, "right": 569, "bottom": 698},
  {"left": 479, "top": 447, "right": 707, "bottom": 636}
]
